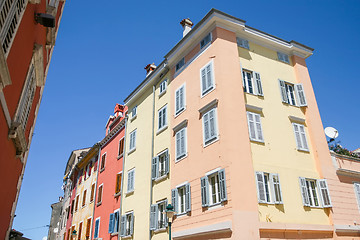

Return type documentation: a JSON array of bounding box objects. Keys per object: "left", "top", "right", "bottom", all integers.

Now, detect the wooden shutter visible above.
[
  {"left": 82, "top": 190, "right": 86, "bottom": 207},
  {"left": 165, "top": 150, "right": 169, "bottom": 175},
  {"left": 295, "top": 84, "right": 307, "bottom": 106},
  {"left": 115, "top": 173, "right": 121, "bottom": 194},
  {"left": 90, "top": 184, "right": 95, "bottom": 202},
  {"left": 201, "top": 176, "right": 209, "bottom": 207},
  {"left": 293, "top": 123, "right": 303, "bottom": 150},
  {"left": 299, "top": 177, "right": 310, "bottom": 206},
  {"left": 151, "top": 157, "right": 158, "bottom": 180},
  {"left": 299, "top": 124, "right": 309, "bottom": 151},
  {"left": 255, "top": 172, "right": 266, "bottom": 203},
  {"left": 254, "top": 113, "right": 264, "bottom": 142},
  {"left": 75, "top": 195, "right": 79, "bottom": 211},
  {"left": 253, "top": 72, "right": 263, "bottom": 96},
  {"left": 85, "top": 218, "right": 91, "bottom": 238},
  {"left": 270, "top": 173, "right": 283, "bottom": 204},
  {"left": 78, "top": 222, "right": 82, "bottom": 240},
  {"left": 108, "top": 213, "right": 114, "bottom": 233},
  {"left": 150, "top": 204, "right": 157, "bottom": 230},
  {"left": 185, "top": 183, "right": 191, "bottom": 212},
  {"left": 218, "top": 169, "right": 227, "bottom": 202},
  {"left": 119, "top": 138, "right": 124, "bottom": 156},
  {"left": 247, "top": 112, "right": 256, "bottom": 141},
  {"left": 130, "top": 213, "right": 134, "bottom": 235},
  {"left": 120, "top": 215, "right": 126, "bottom": 237},
  {"left": 278, "top": 80, "right": 288, "bottom": 103},
  {"left": 94, "top": 219, "right": 99, "bottom": 238},
  {"left": 171, "top": 188, "right": 178, "bottom": 213},
  {"left": 318, "top": 179, "right": 332, "bottom": 207},
  {"left": 97, "top": 185, "right": 103, "bottom": 203}
]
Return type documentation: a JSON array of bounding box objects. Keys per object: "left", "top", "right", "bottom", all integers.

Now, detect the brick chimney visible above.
[
  {"left": 114, "top": 104, "right": 124, "bottom": 117},
  {"left": 145, "top": 63, "right": 156, "bottom": 76},
  {"left": 180, "top": 18, "right": 193, "bottom": 37}
]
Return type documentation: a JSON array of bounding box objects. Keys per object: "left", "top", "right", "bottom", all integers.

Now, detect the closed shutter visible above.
[
  {"left": 130, "top": 213, "right": 134, "bottom": 235},
  {"left": 279, "top": 80, "right": 288, "bottom": 103},
  {"left": 165, "top": 199, "right": 168, "bottom": 227},
  {"left": 180, "top": 129, "right": 186, "bottom": 157},
  {"left": 254, "top": 72, "right": 263, "bottom": 96},
  {"left": 175, "top": 90, "right": 180, "bottom": 113},
  {"left": 176, "top": 131, "right": 181, "bottom": 159},
  {"left": 270, "top": 173, "right": 283, "bottom": 204},
  {"left": 203, "top": 112, "right": 210, "bottom": 142},
  {"left": 171, "top": 188, "right": 178, "bottom": 213},
  {"left": 299, "top": 177, "right": 310, "bottom": 206},
  {"left": 293, "top": 123, "right": 303, "bottom": 150},
  {"left": 120, "top": 215, "right": 126, "bottom": 237},
  {"left": 164, "top": 150, "right": 169, "bottom": 175},
  {"left": 179, "top": 87, "right": 184, "bottom": 111},
  {"left": 247, "top": 112, "right": 256, "bottom": 141},
  {"left": 201, "top": 176, "right": 209, "bottom": 207},
  {"left": 201, "top": 68, "right": 207, "bottom": 93},
  {"left": 254, "top": 113, "right": 263, "bottom": 142},
  {"left": 256, "top": 172, "right": 266, "bottom": 203},
  {"left": 218, "top": 169, "right": 227, "bottom": 202},
  {"left": 150, "top": 204, "right": 157, "bottom": 230},
  {"left": 209, "top": 109, "right": 216, "bottom": 141},
  {"left": 108, "top": 213, "right": 114, "bottom": 233},
  {"left": 151, "top": 157, "right": 158, "bottom": 180},
  {"left": 206, "top": 64, "right": 212, "bottom": 92},
  {"left": 94, "top": 219, "right": 99, "bottom": 238},
  {"left": 318, "top": 179, "right": 332, "bottom": 207},
  {"left": 354, "top": 183, "right": 360, "bottom": 210},
  {"left": 244, "top": 39, "right": 249, "bottom": 49},
  {"left": 85, "top": 218, "right": 91, "bottom": 238},
  {"left": 295, "top": 84, "right": 307, "bottom": 106},
  {"left": 185, "top": 183, "right": 191, "bottom": 212},
  {"left": 277, "top": 52, "right": 284, "bottom": 62}
]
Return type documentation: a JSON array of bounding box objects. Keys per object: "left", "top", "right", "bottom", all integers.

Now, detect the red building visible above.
[
  {"left": 91, "top": 104, "right": 127, "bottom": 240},
  {"left": 0, "top": 0, "right": 65, "bottom": 238}
]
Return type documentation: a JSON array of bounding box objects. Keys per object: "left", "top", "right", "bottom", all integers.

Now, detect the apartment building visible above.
[{"left": 0, "top": 0, "right": 65, "bottom": 238}]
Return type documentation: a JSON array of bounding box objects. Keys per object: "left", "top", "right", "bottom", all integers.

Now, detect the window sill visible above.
[
  {"left": 114, "top": 192, "right": 121, "bottom": 198},
  {"left": 154, "top": 174, "right": 168, "bottom": 183},
  {"left": 175, "top": 153, "right": 188, "bottom": 163},
  {"left": 128, "top": 148, "right": 136, "bottom": 155},
  {"left": 96, "top": 202, "right": 102, "bottom": 207},
  {"left": 174, "top": 108, "right": 186, "bottom": 118},
  {"left": 126, "top": 190, "right": 134, "bottom": 196},
  {"left": 204, "top": 137, "right": 219, "bottom": 148},
  {"left": 100, "top": 168, "right": 105, "bottom": 173},
  {"left": 297, "top": 148, "right": 310, "bottom": 153},
  {"left": 159, "top": 90, "right": 166, "bottom": 98},
  {"left": 121, "top": 234, "right": 133, "bottom": 239},
  {"left": 111, "top": 232, "right": 119, "bottom": 236},
  {"left": 250, "top": 139, "right": 265, "bottom": 144},
  {"left": 201, "top": 86, "right": 215, "bottom": 98},
  {"left": 130, "top": 115, "right": 137, "bottom": 121},
  {"left": 154, "top": 227, "right": 167, "bottom": 233},
  {"left": 117, "top": 153, "right": 123, "bottom": 160},
  {"left": 156, "top": 125, "right": 168, "bottom": 135}
]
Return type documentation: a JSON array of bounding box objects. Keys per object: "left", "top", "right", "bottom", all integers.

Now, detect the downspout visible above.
[
  {"left": 149, "top": 84, "right": 156, "bottom": 240},
  {"left": 118, "top": 116, "right": 128, "bottom": 240},
  {"left": 91, "top": 145, "right": 101, "bottom": 239}
]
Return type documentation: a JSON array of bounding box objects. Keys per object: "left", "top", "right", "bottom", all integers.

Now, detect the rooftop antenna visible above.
[{"left": 324, "top": 127, "right": 339, "bottom": 143}]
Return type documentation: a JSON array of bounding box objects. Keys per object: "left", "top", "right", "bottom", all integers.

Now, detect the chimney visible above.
[
  {"left": 145, "top": 63, "right": 156, "bottom": 76},
  {"left": 114, "top": 104, "right": 124, "bottom": 117},
  {"left": 180, "top": 18, "right": 193, "bottom": 37}
]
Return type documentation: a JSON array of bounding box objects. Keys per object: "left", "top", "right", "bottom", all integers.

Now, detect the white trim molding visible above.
[{"left": 172, "top": 221, "right": 232, "bottom": 239}]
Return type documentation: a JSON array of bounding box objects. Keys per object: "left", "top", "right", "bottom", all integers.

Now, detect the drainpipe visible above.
[
  {"left": 118, "top": 116, "right": 128, "bottom": 240},
  {"left": 149, "top": 84, "right": 156, "bottom": 240},
  {"left": 91, "top": 145, "right": 101, "bottom": 239}
]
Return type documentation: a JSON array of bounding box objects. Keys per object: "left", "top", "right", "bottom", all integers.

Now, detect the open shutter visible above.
[
  {"left": 299, "top": 177, "right": 310, "bottom": 206},
  {"left": 294, "top": 84, "right": 307, "bottom": 106},
  {"left": 201, "top": 68, "right": 207, "bottom": 93},
  {"left": 164, "top": 199, "right": 168, "bottom": 227},
  {"left": 255, "top": 172, "right": 266, "bottom": 203},
  {"left": 254, "top": 72, "right": 263, "bottom": 96},
  {"left": 150, "top": 204, "right": 157, "bottom": 230},
  {"left": 293, "top": 123, "right": 303, "bottom": 150},
  {"left": 247, "top": 112, "right": 256, "bottom": 141},
  {"left": 108, "top": 213, "right": 114, "bottom": 233},
  {"left": 279, "top": 80, "right": 288, "bottom": 103},
  {"left": 185, "top": 183, "right": 191, "bottom": 212},
  {"left": 120, "top": 215, "right": 126, "bottom": 237},
  {"left": 254, "top": 114, "right": 264, "bottom": 142},
  {"left": 270, "top": 173, "right": 283, "bottom": 204},
  {"left": 175, "top": 90, "right": 180, "bottom": 113},
  {"left": 151, "top": 157, "right": 158, "bottom": 180},
  {"left": 318, "top": 179, "right": 332, "bottom": 207},
  {"left": 171, "top": 189, "right": 178, "bottom": 213},
  {"left": 201, "top": 176, "right": 209, "bottom": 207},
  {"left": 165, "top": 150, "right": 169, "bottom": 175},
  {"left": 299, "top": 125, "right": 309, "bottom": 151},
  {"left": 130, "top": 213, "right": 134, "bottom": 235},
  {"left": 218, "top": 169, "right": 227, "bottom": 202},
  {"left": 94, "top": 219, "right": 99, "bottom": 238}
]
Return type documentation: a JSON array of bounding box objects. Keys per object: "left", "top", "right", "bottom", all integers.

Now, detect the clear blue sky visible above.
[{"left": 13, "top": 0, "right": 360, "bottom": 239}]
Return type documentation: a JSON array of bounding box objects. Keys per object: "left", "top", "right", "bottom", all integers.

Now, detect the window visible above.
[
  {"left": 150, "top": 200, "right": 168, "bottom": 231},
  {"left": 75, "top": 195, "right": 79, "bottom": 211},
  {"left": 108, "top": 210, "right": 120, "bottom": 234},
  {"left": 158, "top": 105, "right": 167, "bottom": 130},
  {"left": 175, "top": 57, "right": 185, "bottom": 72},
  {"left": 84, "top": 162, "right": 91, "bottom": 180},
  {"left": 127, "top": 169, "right": 135, "bottom": 193},
  {"left": 242, "top": 70, "right": 263, "bottom": 96},
  {"left": 90, "top": 183, "right": 95, "bottom": 202},
  {"left": 172, "top": 183, "right": 191, "bottom": 215},
  {"left": 97, "top": 184, "right": 103, "bottom": 204},
  {"left": 246, "top": 112, "right": 264, "bottom": 142},
  {"left": 200, "top": 32, "right": 212, "bottom": 49},
  {"left": 131, "top": 106, "right": 137, "bottom": 118},
  {"left": 94, "top": 218, "right": 100, "bottom": 239},
  {"left": 200, "top": 61, "right": 215, "bottom": 96},
  {"left": 118, "top": 138, "right": 124, "bottom": 157},
  {"left": 237, "top": 37, "right": 249, "bottom": 49},
  {"left": 115, "top": 173, "right": 122, "bottom": 195},
  {"left": 277, "top": 52, "right": 290, "bottom": 64},
  {"left": 129, "top": 129, "right": 137, "bottom": 152},
  {"left": 292, "top": 123, "right": 309, "bottom": 151},
  {"left": 279, "top": 80, "right": 307, "bottom": 107},
  {"left": 71, "top": 199, "right": 75, "bottom": 214},
  {"left": 100, "top": 154, "right": 106, "bottom": 171},
  {"left": 201, "top": 169, "right": 227, "bottom": 207},
  {"left": 354, "top": 183, "right": 360, "bottom": 211},
  {"left": 82, "top": 190, "right": 87, "bottom": 207},
  {"left": 120, "top": 212, "right": 134, "bottom": 237},
  {"left": 175, "top": 84, "right": 185, "bottom": 116},
  {"left": 152, "top": 150, "right": 169, "bottom": 180},
  {"left": 202, "top": 108, "right": 218, "bottom": 145},
  {"left": 175, "top": 127, "right": 187, "bottom": 161},
  {"left": 299, "top": 177, "right": 331, "bottom": 208},
  {"left": 77, "top": 222, "right": 82, "bottom": 240},
  {"left": 159, "top": 79, "right": 167, "bottom": 95},
  {"left": 255, "top": 172, "right": 283, "bottom": 204},
  {"left": 85, "top": 218, "right": 91, "bottom": 239}
]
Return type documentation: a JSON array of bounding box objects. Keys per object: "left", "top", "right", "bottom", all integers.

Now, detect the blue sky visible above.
[{"left": 13, "top": 0, "right": 360, "bottom": 239}]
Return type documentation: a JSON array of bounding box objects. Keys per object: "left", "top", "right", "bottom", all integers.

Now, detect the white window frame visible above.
[
  {"left": 129, "top": 129, "right": 137, "bottom": 153},
  {"left": 175, "top": 57, "right": 185, "bottom": 72},
  {"left": 277, "top": 51, "right": 290, "bottom": 64},
  {"left": 120, "top": 211, "right": 134, "bottom": 237},
  {"left": 242, "top": 69, "right": 263, "bottom": 96},
  {"left": 237, "top": 37, "right": 249, "bottom": 49},
  {"left": 202, "top": 107, "right": 218, "bottom": 146},
  {"left": 292, "top": 123, "right": 309, "bottom": 152},
  {"left": 94, "top": 217, "right": 100, "bottom": 239},
  {"left": 172, "top": 183, "right": 191, "bottom": 215},
  {"left": 100, "top": 153, "right": 106, "bottom": 171},
  {"left": 150, "top": 199, "right": 168, "bottom": 231},
  {"left": 158, "top": 104, "right": 168, "bottom": 131},
  {"left": 108, "top": 209, "right": 120, "bottom": 234},
  {"left": 200, "top": 32, "right": 212, "bottom": 49},
  {"left": 152, "top": 149, "right": 169, "bottom": 181},
  {"left": 255, "top": 171, "right": 283, "bottom": 204},
  {"left": 279, "top": 80, "right": 307, "bottom": 107},
  {"left": 159, "top": 79, "right": 167, "bottom": 96},
  {"left": 200, "top": 60, "right": 215, "bottom": 97},
  {"left": 201, "top": 169, "right": 227, "bottom": 208},
  {"left": 127, "top": 168, "right": 135, "bottom": 193},
  {"left": 174, "top": 84, "right": 186, "bottom": 116},
  {"left": 131, "top": 106, "right": 137, "bottom": 119},
  {"left": 299, "top": 177, "right": 332, "bottom": 208},
  {"left": 246, "top": 111, "right": 264, "bottom": 143},
  {"left": 175, "top": 127, "right": 187, "bottom": 161},
  {"left": 97, "top": 184, "right": 103, "bottom": 205}
]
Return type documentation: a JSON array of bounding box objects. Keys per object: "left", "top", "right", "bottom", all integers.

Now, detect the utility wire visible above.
[{"left": 18, "top": 225, "right": 49, "bottom": 231}]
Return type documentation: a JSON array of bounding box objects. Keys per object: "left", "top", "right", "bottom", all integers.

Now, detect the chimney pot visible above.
[
  {"left": 180, "top": 18, "right": 193, "bottom": 37},
  {"left": 145, "top": 63, "right": 157, "bottom": 76}
]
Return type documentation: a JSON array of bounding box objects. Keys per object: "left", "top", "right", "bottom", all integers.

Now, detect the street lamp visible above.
[
  {"left": 166, "top": 204, "right": 175, "bottom": 240},
  {"left": 71, "top": 229, "right": 77, "bottom": 240}
]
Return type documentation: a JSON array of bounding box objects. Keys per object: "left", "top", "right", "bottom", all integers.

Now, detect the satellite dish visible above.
[{"left": 325, "top": 127, "right": 339, "bottom": 141}]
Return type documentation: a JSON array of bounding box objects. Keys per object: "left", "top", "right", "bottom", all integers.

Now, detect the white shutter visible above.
[
  {"left": 254, "top": 113, "right": 264, "bottom": 142},
  {"left": 151, "top": 157, "right": 158, "bottom": 180},
  {"left": 120, "top": 215, "right": 126, "bottom": 237},
  {"left": 255, "top": 172, "right": 266, "bottom": 203},
  {"left": 218, "top": 169, "right": 227, "bottom": 202},
  {"left": 277, "top": 52, "right": 284, "bottom": 62},
  {"left": 203, "top": 112, "right": 210, "bottom": 142},
  {"left": 299, "top": 177, "right": 310, "bottom": 206},
  {"left": 295, "top": 84, "right": 307, "bottom": 106},
  {"left": 185, "top": 183, "right": 191, "bottom": 212},
  {"left": 201, "top": 68, "right": 207, "bottom": 93},
  {"left": 179, "top": 86, "right": 184, "bottom": 111},
  {"left": 175, "top": 90, "right": 180, "bottom": 113},
  {"left": 209, "top": 109, "right": 216, "bottom": 140},
  {"left": 201, "top": 176, "right": 209, "bottom": 207},
  {"left": 150, "top": 204, "right": 157, "bottom": 230},
  {"left": 299, "top": 125, "right": 309, "bottom": 151},
  {"left": 176, "top": 131, "right": 181, "bottom": 159},
  {"left": 247, "top": 112, "right": 256, "bottom": 141},
  {"left": 354, "top": 183, "right": 360, "bottom": 210},
  {"left": 270, "top": 173, "right": 283, "bottom": 204},
  {"left": 164, "top": 150, "right": 169, "bottom": 175},
  {"left": 293, "top": 123, "right": 303, "bottom": 150},
  {"left": 318, "top": 179, "right": 332, "bottom": 208},
  {"left": 171, "top": 188, "right": 178, "bottom": 213},
  {"left": 254, "top": 72, "right": 263, "bottom": 96},
  {"left": 206, "top": 64, "right": 213, "bottom": 93},
  {"left": 130, "top": 213, "right": 134, "bottom": 235},
  {"left": 279, "top": 80, "right": 288, "bottom": 103}
]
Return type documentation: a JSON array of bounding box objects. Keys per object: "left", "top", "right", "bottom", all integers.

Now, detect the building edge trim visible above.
[{"left": 172, "top": 220, "right": 232, "bottom": 239}]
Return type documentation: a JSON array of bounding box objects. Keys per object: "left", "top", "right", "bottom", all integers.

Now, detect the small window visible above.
[
  {"left": 90, "top": 183, "right": 95, "bottom": 202},
  {"left": 172, "top": 183, "right": 191, "bottom": 215},
  {"left": 108, "top": 210, "right": 120, "bottom": 234},
  {"left": 237, "top": 37, "right": 249, "bottom": 49},
  {"left": 127, "top": 169, "right": 135, "bottom": 193},
  {"left": 175, "top": 85, "right": 185, "bottom": 116},
  {"left": 175, "top": 58, "right": 185, "bottom": 72},
  {"left": 115, "top": 173, "right": 122, "bottom": 195},
  {"left": 159, "top": 79, "right": 167, "bottom": 95},
  {"left": 75, "top": 195, "right": 79, "bottom": 211},
  {"left": 255, "top": 172, "right": 283, "bottom": 204},
  {"left": 152, "top": 150, "right": 169, "bottom": 180},
  {"left": 201, "top": 169, "right": 227, "bottom": 207},
  {"left": 77, "top": 222, "right": 82, "bottom": 240},
  {"left": 131, "top": 106, "right": 137, "bottom": 118},
  {"left": 292, "top": 123, "right": 309, "bottom": 151},
  {"left": 129, "top": 129, "right": 137, "bottom": 152},
  {"left": 82, "top": 190, "right": 87, "bottom": 207},
  {"left": 97, "top": 184, "right": 103, "bottom": 204},
  {"left": 85, "top": 218, "right": 91, "bottom": 239},
  {"left": 158, "top": 105, "right": 167, "bottom": 130},
  {"left": 202, "top": 108, "right": 218, "bottom": 145},
  {"left": 120, "top": 212, "right": 134, "bottom": 237},
  {"left": 242, "top": 70, "right": 263, "bottom": 96},
  {"left": 175, "top": 127, "right": 187, "bottom": 161},
  {"left": 150, "top": 200, "right": 168, "bottom": 231},
  {"left": 246, "top": 111, "right": 264, "bottom": 142},
  {"left": 277, "top": 52, "right": 290, "bottom": 64},
  {"left": 100, "top": 154, "right": 106, "bottom": 171},
  {"left": 200, "top": 61, "right": 215, "bottom": 96},
  {"left": 200, "top": 32, "right": 212, "bottom": 49},
  {"left": 299, "top": 177, "right": 331, "bottom": 208},
  {"left": 118, "top": 138, "right": 124, "bottom": 157},
  {"left": 94, "top": 218, "right": 100, "bottom": 239}
]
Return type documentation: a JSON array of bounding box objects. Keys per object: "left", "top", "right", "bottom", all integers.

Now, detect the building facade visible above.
[{"left": 0, "top": 0, "right": 65, "bottom": 238}]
